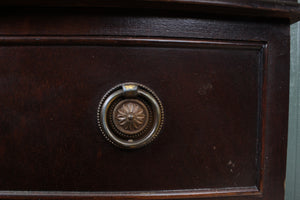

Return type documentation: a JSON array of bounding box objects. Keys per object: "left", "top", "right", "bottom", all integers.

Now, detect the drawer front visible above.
[{"left": 0, "top": 12, "right": 289, "bottom": 200}]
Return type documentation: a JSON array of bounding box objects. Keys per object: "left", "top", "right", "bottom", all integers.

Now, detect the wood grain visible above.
[
  {"left": 0, "top": 0, "right": 299, "bottom": 23},
  {"left": 0, "top": 7, "right": 290, "bottom": 200}
]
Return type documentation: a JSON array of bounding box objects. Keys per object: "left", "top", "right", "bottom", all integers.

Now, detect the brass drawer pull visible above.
[{"left": 97, "top": 82, "right": 164, "bottom": 149}]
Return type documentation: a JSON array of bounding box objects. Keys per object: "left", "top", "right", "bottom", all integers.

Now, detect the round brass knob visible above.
[
  {"left": 113, "top": 99, "right": 149, "bottom": 135},
  {"left": 97, "top": 82, "right": 164, "bottom": 149}
]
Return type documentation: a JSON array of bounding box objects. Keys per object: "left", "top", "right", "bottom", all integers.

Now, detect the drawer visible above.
[{"left": 0, "top": 5, "right": 295, "bottom": 200}]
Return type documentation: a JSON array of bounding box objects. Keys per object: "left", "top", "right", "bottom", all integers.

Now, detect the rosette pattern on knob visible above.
[{"left": 113, "top": 99, "right": 149, "bottom": 135}]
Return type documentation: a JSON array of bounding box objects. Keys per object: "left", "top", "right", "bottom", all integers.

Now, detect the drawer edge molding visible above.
[
  {"left": 0, "top": 186, "right": 261, "bottom": 199},
  {"left": 0, "top": 36, "right": 265, "bottom": 49}
]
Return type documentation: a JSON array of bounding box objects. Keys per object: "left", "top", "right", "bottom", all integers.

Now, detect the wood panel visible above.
[{"left": 0, "top": 37, "right": 265, "bottom": 199}]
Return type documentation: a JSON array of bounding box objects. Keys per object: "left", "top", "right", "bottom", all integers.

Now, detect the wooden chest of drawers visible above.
[{"left": 0, "top": 1, "right": 299, "bottom": 200}]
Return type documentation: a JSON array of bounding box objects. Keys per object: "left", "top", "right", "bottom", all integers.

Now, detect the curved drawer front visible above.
[{"left": 0, "top": 12, "right": 290, "bottom": 200}]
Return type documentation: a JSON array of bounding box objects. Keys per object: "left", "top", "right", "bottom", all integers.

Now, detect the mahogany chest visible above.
[{"left": 0, "top": 1, "right": 300, "bottom": 200}]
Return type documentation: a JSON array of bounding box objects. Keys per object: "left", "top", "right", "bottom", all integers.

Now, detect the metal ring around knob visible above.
[{"left": 97, "top": 82, "right": 164, "bottom": 149}]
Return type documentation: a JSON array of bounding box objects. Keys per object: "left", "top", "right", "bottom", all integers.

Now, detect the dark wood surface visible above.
[
  {"left": 0, "top": 5, "right": 291, "bottom": 200},
  {"left": 0, "top": 0, "right": 299, "bottom": 23},
  {"left": 0, "top": 38, "right": 263, "bottom": 190}
]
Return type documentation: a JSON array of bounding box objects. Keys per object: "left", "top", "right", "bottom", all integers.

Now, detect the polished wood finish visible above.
[
  {"left": 0, "top": 2, "right": 296, "bottom": 200},
  {"left": 0, "top": 0, "right": 299, "bottom": 23}
]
